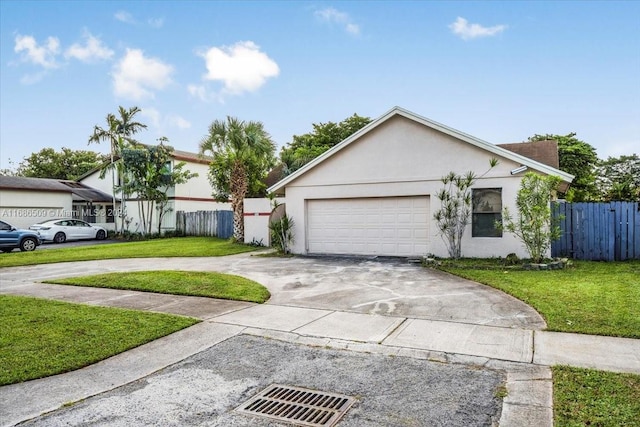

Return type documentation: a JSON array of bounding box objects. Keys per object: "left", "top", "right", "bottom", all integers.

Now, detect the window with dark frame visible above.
[{"left": 472, "top": 188, "right": 503, "bottom": 237}]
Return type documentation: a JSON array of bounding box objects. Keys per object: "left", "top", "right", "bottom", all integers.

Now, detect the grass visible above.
[
  {"left": 0, "top": 237, "right": 256, "bottom": 268},
  {"left": 48, "top": 270, "right": 271, "bottom": 303},
  {"left": 0, "top": 295, "right": 198, "bottom": 385},
  {"left": 439, "top": 259, "right": 640, "bottom": 338},
  {"left": 553, "top": 366, "right": 640, "bottom": 427}
]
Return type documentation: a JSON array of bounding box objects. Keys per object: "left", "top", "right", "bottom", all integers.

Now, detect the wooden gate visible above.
[
  {"left": 176, "top": 210, "right": 233, "bottom": 239},
  {"left": 552, "top": 202, "right": 640, "bottom": 261}
]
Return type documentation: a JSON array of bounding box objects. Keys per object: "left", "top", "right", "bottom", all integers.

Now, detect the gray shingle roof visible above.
[{"left": 0, "top": 176, "right": 114, "bottom": 202}]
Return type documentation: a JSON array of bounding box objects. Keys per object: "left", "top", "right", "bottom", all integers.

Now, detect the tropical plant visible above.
[
  {"left": 88, "top": 106, "right": 147, "bottom": 233},
  {"left": 595, "top": 154, "right": 640, "bottom": 202},
  {"left": 528, "top": 133, "right": 598, "bottom": 201},
  {"left": 499, "top": 172, "right": 562, "bottom": 263},
  {"left": 119, "top": 139, "right": 197, "bottom": 235},
  {"left": 433, "top": 159, "right": 498, "bottom": 259},
  {"left": 267, "top": 195, "right": 294, "bottom": 254},
  {"left": 14, "top": 148, "right": 106, "bottom": 180},
  {"left": 279, "top": 113, "right": 371, "bottom": 174},
  {"left": 199, "top": 116, "right": 276, "bottom": 241}
]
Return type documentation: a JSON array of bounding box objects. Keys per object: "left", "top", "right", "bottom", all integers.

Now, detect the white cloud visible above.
[
  {"left": 19, "top": 71, "right": 47, "bottom": 85},
  {"left": 141, "top": 107, "right": 161, "bottom": 127},
  {"left": 65, "top": 31, "right": 114, "bottom": 62},
  {"left": 449, "top": 17, "right": 507, "bottom": 40},
  {"left": 148, "top": 18, "right": 164, "bottom": 28},
  {"left": 168, "top": 115, "right": 191, "bottom": 129},
  {"left": 199, "top": 41, "right": 279, "bottom": 95},
  {"left": 14, "top": 34, "right": 60, "bottom": 69},
  {"left": 187, "top": 84, "right": 207, "bottom": 101},
  {"left": 112, "top": 49, "right": 173, "bottom": 100},
  {"left": 315, "top": 7, "right": 361, "bottom": 36},
  {"left": 115, "top": 11, "right": 164, "bottom": 28},
  {"left": 115, "top": 11, "right": 135, "bottom": 24},
  {"left": 140, "top": 109, "right": 192, "bottom": 136}
]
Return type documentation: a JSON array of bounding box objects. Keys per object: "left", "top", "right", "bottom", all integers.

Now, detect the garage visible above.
[{"left": 307, "top": 196, "right": 429, "bottom": 256}]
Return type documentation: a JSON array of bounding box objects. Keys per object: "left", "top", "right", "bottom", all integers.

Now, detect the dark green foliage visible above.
[
  {"left": 528, "top": 133, "right": 598, "bottom": 201},
  {"left": 200, "top": 116, "right": 276, "bottom": 241},
  {"left": 280, "top": 113, "right": 371, "bottom": 173},
  {"left": 596, "top": 154, "right": 640, "bottom": 202},
  {"left": 14, "top": 147, "right": 107, "bottom": 180},
  {"left": 120, "top": 139, "right": 197, "bottom": 234}
]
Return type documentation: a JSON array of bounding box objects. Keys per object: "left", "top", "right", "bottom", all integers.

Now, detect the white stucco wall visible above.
[
  {"left": 79, "top": 159, "right": 228, "bottom": 234},
  {"left": 0, "top": 189, "right": 73, "bottom": 229},
  {"left": 243, "top": 198, "right": 284, "bottom": 246},
  {"left": 281, "top": 115, "right": 544, "bottom": 259}
]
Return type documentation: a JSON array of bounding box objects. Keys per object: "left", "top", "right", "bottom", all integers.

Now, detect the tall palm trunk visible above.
[{"left": 230, "top": 161, "right": 248, "bottom": 241}]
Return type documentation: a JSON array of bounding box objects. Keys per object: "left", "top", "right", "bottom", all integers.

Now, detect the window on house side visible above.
[{"left": 472, "top": 188, "right": 503, "bottom": 237}]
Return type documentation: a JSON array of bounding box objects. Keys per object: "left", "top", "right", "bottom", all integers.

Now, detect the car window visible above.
[
  {"left": 56, "top": 221, "right": 68, "bottom": 226},
  {"left": 0, "top": 221, "right": 12, "bottom": 231}
]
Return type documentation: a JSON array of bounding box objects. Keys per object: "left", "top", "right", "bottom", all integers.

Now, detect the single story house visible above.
[
  {"left": 79, "top": 148, "right": 229, "bottom": 233},
  {"left": 0, "top": 176, "right": 114, "bottom": 229},
  {"left": 266, "top": 106, "right": 573, "bottom": 259}
]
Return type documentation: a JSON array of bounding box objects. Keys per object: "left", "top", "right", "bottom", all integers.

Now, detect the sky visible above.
[{"left": 1, "top": 1, "right": 639, "bottom": 171}]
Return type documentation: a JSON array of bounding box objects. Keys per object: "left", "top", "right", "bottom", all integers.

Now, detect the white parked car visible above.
[{"left": 30, "top": 219, "right": 107, "bottom": 243}]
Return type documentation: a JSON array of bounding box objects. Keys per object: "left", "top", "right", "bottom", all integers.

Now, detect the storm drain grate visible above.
[{"left": 235, "top": 384, "right": 356, "bottom": 426}]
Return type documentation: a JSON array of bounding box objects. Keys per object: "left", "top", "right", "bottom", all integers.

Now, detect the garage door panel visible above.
[{"left": 307, "top": 197, "right": 429, "bottom": 257}]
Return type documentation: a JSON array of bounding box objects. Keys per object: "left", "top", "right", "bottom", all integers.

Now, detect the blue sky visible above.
[{"left": 1, "top": 1, "right": 639, "bottom": 171}]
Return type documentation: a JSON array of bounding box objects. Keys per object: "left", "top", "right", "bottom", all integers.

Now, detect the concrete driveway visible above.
[{"left": 0, "top": 252, "right": 545, "bottom": 329}]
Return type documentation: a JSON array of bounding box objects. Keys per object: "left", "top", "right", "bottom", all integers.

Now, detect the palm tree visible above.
[
  {"left": 199, "top": 116, "right": 275, "bottom": 241},
  {"left": 88, "top": 106, "right": 147, "bottom": 233}
]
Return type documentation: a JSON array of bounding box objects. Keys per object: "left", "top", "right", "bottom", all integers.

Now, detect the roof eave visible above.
[{"left": 268, "top": 106, "right": 574, "bottom": 193}]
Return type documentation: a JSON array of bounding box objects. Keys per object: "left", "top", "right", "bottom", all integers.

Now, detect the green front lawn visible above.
[
  {"left": 0, "top": 237, "right": 256, "bottom": 268},
  {"left": 553, "top": 366, "right": 640, "bottom": 427},
  {"left": 440, "top": 260, "right": 640, "bottom": 338},
  {"left": 49, "top": 270, "right": 270, "bottom": 303},
  {"left": 0, "top": 295, "right": 198, "bottom": 385}
]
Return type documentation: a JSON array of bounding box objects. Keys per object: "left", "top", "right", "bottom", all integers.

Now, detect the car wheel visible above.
[
  {"left": 96, "top": 230, "right": 106, "bottom": 240},
  {"left": 1, "top": 248, "right": 13, "bottom": 253},
  {"left": 54, "top": 232, "right": 66, "bottom": 243},
  {"left": 20, "top": 238, "right": 37, "bottom": 252}
]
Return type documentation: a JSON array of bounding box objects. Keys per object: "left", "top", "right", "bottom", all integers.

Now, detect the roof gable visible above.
[{"left": 269, "top": 106, "right": 574, "bottom": 193}]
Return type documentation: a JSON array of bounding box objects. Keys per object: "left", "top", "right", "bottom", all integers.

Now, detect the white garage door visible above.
[{"left": 307, "top": 197, "right": 429, "bottom": 256}]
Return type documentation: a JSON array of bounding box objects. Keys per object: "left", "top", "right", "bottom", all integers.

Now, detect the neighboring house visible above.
[
  {"left": 78, "top": 148, "right": 229, "bottom": 233},
  {"left": 266, "top": 106, "right": 573, "bottom": 259},
  {"left": 0, "top": 176, "right": 114, "bottom": 229}
]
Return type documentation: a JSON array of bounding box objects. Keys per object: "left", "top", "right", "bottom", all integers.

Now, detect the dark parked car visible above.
[{"left": 0, "top": 220, "right": 42, "bottom": 252}]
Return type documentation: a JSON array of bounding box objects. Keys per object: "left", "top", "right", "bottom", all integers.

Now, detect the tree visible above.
[
  {"left": 499, "top": 173, "right": 562, "bottom": 263},
  {"left": 199, "top": 116, "right": 276, "bottom": 241},
  {"left": 280, "top": 113, "right": 371, "bottom": 173},
  {"left": 595, "top": 154, "right": 640, "bottom": 202},
  {"left": 433, "top": 159, "right": 498, "bottom": 259},
  {"left": 15, "top": 147, "right": 106, "bottom": 180},
  {"left": 88, "top": 106, "right": 147, "bottom": 233},
  {"left": 267, "top": 194, "right": 294, "bottom": 254},
  {"left": 120, "top": 139, "right": 197, "bottom": 235},
  {"left": 528, "top": 133, "right": 598, "bottom": 201}
]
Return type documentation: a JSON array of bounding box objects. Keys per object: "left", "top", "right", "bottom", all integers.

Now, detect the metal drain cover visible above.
[{"left": 235, "top": 384, "right": 356, "bottom": 426}]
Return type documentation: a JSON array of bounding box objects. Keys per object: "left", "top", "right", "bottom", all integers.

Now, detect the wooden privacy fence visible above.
[
  {"left": 551, "top": 201, "right": 640, "bottom": 261},
  {"left": 176, "top": 210, "right": 233, "bottom": 239}
]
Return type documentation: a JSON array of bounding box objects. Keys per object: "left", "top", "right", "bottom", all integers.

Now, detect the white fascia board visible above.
[{"left": 394, "top": 108, "right": 575, "bottom": 183}]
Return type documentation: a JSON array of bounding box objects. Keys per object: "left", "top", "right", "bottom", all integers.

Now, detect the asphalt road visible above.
[{"left": 20, "top": 335, "right": 504, "bottom": 427}]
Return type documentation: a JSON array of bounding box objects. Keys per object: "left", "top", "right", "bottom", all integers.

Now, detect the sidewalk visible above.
[{"left": 1, "top": 283, "right": 639, "bottom": 426}]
